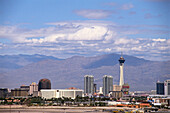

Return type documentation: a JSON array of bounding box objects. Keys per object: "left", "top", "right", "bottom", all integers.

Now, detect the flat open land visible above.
[{"left": 0, "top": 105, "right": 135, "bottom": 113}]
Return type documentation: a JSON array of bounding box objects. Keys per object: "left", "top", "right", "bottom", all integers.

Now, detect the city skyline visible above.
[
  {"left": 0, "top": 1, "right": 169, "bottom": 111},
  {"left": 0, "top": 0, "right": 169, "bottom": 61},
  {"left": 0, "top": 52, "right": 169, "bottom": 91}
]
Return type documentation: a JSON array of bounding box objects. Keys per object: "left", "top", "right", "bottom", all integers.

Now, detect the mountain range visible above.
[{"left": 0, "top": 53, "right": 169, "bottom": 91}]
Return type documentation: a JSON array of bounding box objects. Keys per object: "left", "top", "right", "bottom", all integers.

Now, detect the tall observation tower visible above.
[{"left": 119, "top": 53, "right": 125, "bottom": 86}]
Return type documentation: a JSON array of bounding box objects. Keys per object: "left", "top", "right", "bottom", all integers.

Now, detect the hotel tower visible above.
[
  {"left": 103, "top": 75, "right": 113, "bottom": 96},
  {"left": 119, "top": 54, "right": 125, "bottom": 86},
  {"left": 84, "top": 75, "right": 94, "bottom": 95}
]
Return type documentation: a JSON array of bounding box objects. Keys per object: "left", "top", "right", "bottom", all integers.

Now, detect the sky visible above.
[{"left": 0, "top": 0, "right": 169, "bottom": 61}]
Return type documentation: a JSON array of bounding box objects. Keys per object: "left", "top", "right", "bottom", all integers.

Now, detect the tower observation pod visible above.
[{"left": 119, "top": 55, "right": 125, "bottom": 86}]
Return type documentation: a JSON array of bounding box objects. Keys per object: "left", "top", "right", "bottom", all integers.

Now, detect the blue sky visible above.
[{"left": 0, "top": 0, "right": 169, "bottom": 61}]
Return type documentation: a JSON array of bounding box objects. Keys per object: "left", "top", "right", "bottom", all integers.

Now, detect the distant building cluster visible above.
[
  {"left": 0, "top": 78, "right": 83, "bottom": 99},
  {"left": 156, "top": 80, "right": 170, "bottom": 95},
  {"left": 0, "top": 55, "right": 169, "bottom": 108},
  {"left": 0, "top": 55, "right": 129, "bottom": 99},
  {"left": 84, "top": 55, "right": 129, "bottom": 99}
]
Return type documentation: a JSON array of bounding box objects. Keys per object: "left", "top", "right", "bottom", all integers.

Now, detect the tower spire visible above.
[{"left": 121, "top": 51, "right": 123, "bottom": 57}]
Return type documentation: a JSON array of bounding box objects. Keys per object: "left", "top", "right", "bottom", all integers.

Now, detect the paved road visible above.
[
  {"left": 0, "top": 108, "right": 108, "bottom": 113},
  {"left": 0, "top": 105, "right": 136, "bottom": 113}
]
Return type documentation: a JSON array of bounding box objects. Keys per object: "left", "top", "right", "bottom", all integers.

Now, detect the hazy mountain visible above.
[
  {"left": 0, "top": 54, "right": 61, "bottom": 73},
  {"left": 0, "top": 53, "right": 169, "bottom": 91}
]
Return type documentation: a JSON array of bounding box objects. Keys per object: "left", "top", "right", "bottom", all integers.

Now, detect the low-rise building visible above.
[
  {"left": 109, "top": 91, "right": 123, "bottom": 99},
  {"left": 11, "top": 88, "right": 29, "bottom": 98},
  {"left": 41, "top": 89, "right": 58, "bottom": 99},
  {"left": 147, "top": 95, "right": 170, "bottom": 106},
  {"left": 11, "top": 85, "right": 29, "bottom": 98},
  {"left": 41, "top": 89, "right": 83, "bottom": 99}
]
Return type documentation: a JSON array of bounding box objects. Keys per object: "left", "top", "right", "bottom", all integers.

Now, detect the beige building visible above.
[
  {"left": 110, "top": 91, "right": 123, "bottom": 99},
  {"left": 11, "top": 88, "right": 29, "bottom": 98},
  {"left": 29, "top": 82, "right": 38, "bottom": 95},
  {"left": 11, "top": 85, "right": 29, "bottom": 98},
  {"left": 113, "top": 85, "right": 122, "bottom": 91}
]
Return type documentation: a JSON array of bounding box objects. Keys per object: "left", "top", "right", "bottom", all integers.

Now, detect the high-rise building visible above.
[
  {"left": 84, "top": 75, "right": 94, "bottom": 95},
  {"left": 156, "top": 81, "right": 164, "bottom": 95},
  {"left": 38, "top": 78, "right": 51, "bottom": 91},
  {"left": 164, "top": 80, "right": 170, "bottom": 96},
  {"left": 29, "top": 82, "right": 38, "bottom": 95},
  {"left": 119, "top": 54, "right": 125, "bottom": 86},
  {"left": 103, "top": 75, "right": 113, "bottom": 96}
]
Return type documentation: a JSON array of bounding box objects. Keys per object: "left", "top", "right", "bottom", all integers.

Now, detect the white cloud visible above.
[
  {"left": 46, "top": 20, "right": 115, "bottom": 27},
  {"left": 98, "top": 48, "right": 112, "bottom": 52},
  {"left": 27, "top": 26, "right": 109, "bottom": 43},
  {"left": 78, "top": 41, "right": 98, "bottom": 47},
  {"left": 152, "top": 38, "right": 166, "bottom": 42},
  {"left": 67, "top": 26, "right": 107, "bottom": 40},
  {"left": 0, "top": 42, "right": 5, "bottom": 49},
  {"left": 74, "top": 10, "right": 113, "bottom": 19},
  {"left": 131, "top": 46, "right": 144, "bottom": 51},
  {"left": 158, "top": 46, "right": 169, "bottom": 50},
  {"left": 114, "top": 38, "right": 139, "bottom": 45},
  {"left": 0, "top": 21, "right": 169, "bottom": 61}
]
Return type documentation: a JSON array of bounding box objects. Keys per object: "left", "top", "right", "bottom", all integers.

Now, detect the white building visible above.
[
  {"left": 164, "top": 80, "right": 170, "bottom": 96},
  {"left": 41, "top": 89, "right": 83, "bottom": 99},
  {"left": 99, "top": 87, "right": 103, "bottom": 94},
  {"left": 41, "top": 89, "right": 58, "bottom": 99}
]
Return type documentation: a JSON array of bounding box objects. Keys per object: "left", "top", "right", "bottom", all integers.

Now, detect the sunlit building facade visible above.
[{"left": 41, "top": 89, "right": 83, "bottom": 99}]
